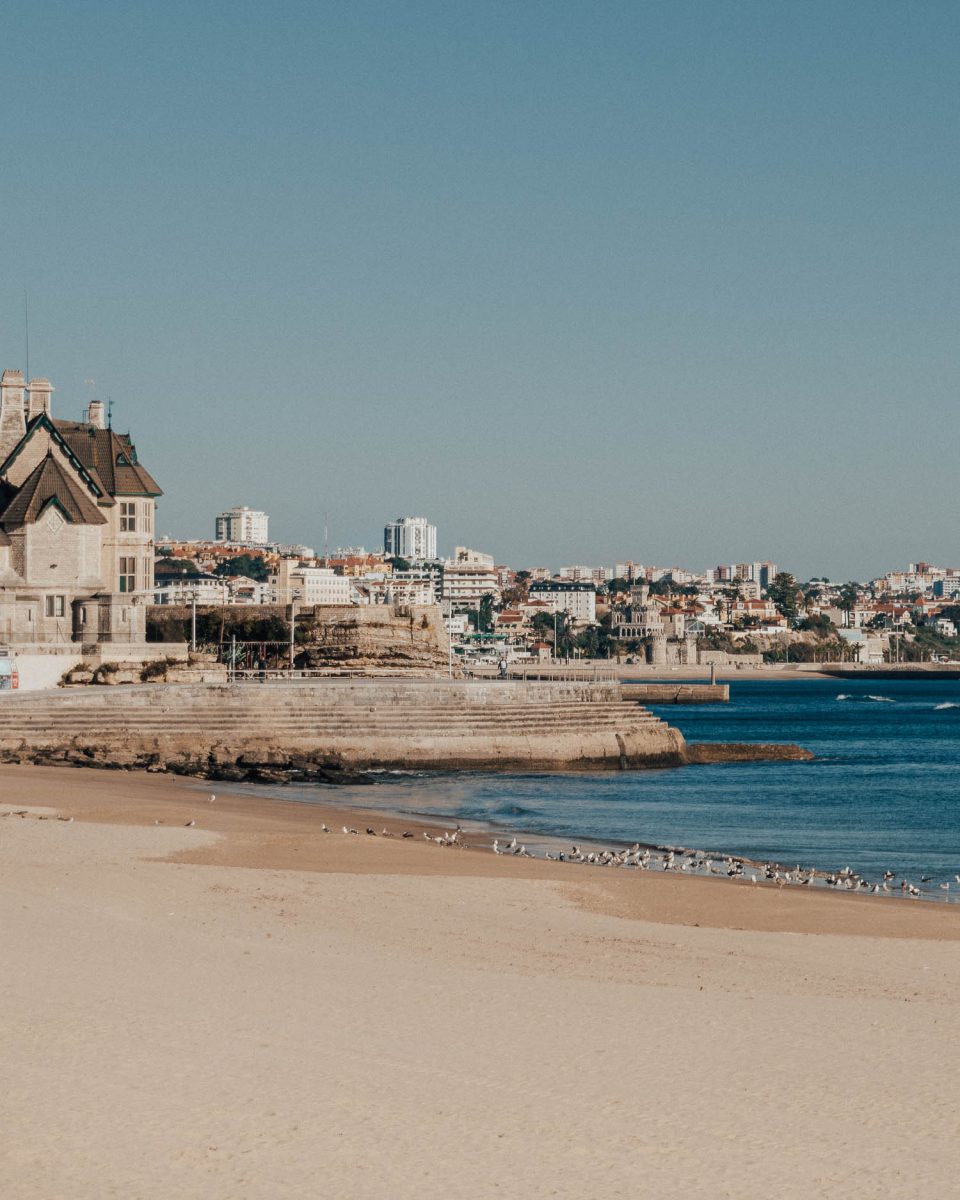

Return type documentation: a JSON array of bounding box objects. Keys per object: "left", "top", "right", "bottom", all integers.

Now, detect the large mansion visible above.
[{"left": 0, "top": 369, "right": 161, "bottom": 645}]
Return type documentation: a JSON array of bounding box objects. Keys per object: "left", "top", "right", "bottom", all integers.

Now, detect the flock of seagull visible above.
[
  {"left": 332, "top": 819, "right": 957, "bottom": 901},
  {"left": 483, "top": 833, "right": 958, "bottom": 901},
  {"left": 8, "top": 796, "right": 956, "bottom": 903}
]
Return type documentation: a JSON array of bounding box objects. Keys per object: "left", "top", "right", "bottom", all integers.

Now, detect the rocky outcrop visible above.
[
  {"left": 296, "top": 605, "right": 455, "bottom": 676},
  {"left": 684, "top": 742, "right": 814, "bottom": 764}
]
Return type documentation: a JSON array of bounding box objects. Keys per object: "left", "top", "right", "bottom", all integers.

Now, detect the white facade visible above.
[
  {"left": 289, "top": 567, "right": 355, "bottom": 606},
  {"left": 450, "top": 546, "right": 494, "bottom": 568},
  {"left": 383, "top": 516, "right": 437, "bottom": 563},
  {"left": 154, "top": 577, "right": 229, "bottom": 605},
  {"left": 358, "top": 572, "right": 437, "bottom": 606},
  {"left": 215, "top": 506, "right": 269, "bottom": 545},
  {"left": 528, "top": 581, "right": 597, "bottom": 624}
]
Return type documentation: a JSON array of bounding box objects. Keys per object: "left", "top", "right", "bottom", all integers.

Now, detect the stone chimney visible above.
[
  {"left": 86, "top": 400, "right": 106, "bottom": 429},
  {"left": 0, "top": 370, "right": 27, "bottom": 462},
  {"left": 26, "top": 377, "right": 53, "bottom": 421}
]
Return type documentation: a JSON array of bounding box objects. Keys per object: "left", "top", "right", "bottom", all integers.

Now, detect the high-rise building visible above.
[
  {"left": 383, "top": 515, "right": 437, "bottom": 563},
  {"left": 215, "top": 506, "right": 269, "bottom": 545}
]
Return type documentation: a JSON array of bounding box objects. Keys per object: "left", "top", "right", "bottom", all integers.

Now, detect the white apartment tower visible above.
[
  {"left": 215, "top": 505, "right": 269, "bottom": 545},
  {"left": 383, "top": 515, "right": 437, "bottom": 563}
]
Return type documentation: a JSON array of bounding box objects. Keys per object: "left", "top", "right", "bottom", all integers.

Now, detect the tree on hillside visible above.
[
  {"left": 478, "top": 593, "right": 496, "bottom": 633},
  {"left": 155, "top": 556, "right": 200, "bottom": 577},
  {"left": 213, "top": 554, "right": 268, "bottom": 582},
  {"left": 837, "top": 582, "right": 860, "bottom": 613},
  {"left": 386, "top": 556, "right": 411, "bottom": 572},
  {"left": 796, "top": 612, "right": 837, "bottom": 637},
  {"left": 531, "top": 609, "right": 574, "bottom": 655},
  {"left": 765, "top": 572, "right": 802, "bottom": 623}
]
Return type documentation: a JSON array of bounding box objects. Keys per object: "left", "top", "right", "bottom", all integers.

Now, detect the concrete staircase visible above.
[{"left": 0, "top": 679, "right": 687, "bottom": 771}]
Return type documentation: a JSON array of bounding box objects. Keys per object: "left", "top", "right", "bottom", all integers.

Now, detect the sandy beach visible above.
[{"left": 2, "top": 765, "right": 959, "bottom": 1198}]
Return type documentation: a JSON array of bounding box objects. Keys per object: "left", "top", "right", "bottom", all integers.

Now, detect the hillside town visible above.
[
  {"left": 156, "top": 515, "right": 960, "bottom": 670},
  {"left": 0, "top": 365, "right": 957, "bottom": 687}
]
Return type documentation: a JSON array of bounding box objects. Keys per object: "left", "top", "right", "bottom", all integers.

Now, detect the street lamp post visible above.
[{"left": 289, "top": 588, "right": 301, "bottom": 672}]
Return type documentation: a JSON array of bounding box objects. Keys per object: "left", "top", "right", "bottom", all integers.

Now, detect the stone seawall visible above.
[
  {"left": 0, "top": 679, "right": 687, "bottom": 780},
  {"left": 620, "top": 683, "right": 730, "bottom": 704}
]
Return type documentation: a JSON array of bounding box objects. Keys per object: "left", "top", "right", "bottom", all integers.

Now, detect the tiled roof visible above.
[
  {"left": 0, "top": 452, "right": 108, "bottom": 528},
  {"left": 52, "top": 421, "right": 162, "bottom": 497}
]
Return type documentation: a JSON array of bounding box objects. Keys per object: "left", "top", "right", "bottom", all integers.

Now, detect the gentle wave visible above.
[
  {"left": 494, "top": 803, "right": 539, "bottom": 817},
  {"left": 836, "top": 693, "right": 895, "bottom": 703},
  {"left": 934, "top": 702, "right": 960, "bottom": 710}
]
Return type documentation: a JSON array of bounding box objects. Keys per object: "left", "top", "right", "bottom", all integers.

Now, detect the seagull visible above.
[
  {"left": 381, "top": 828, "right": 393, "bottom": 837},
  {"left": 57, "top": 815, "right": 74, "bottom": 822},
  {"left": 208, "top": 794, "right": 216, "bottom": 803},
  {"left": 184, "top": 819, "right": 196, "bottom": 827},
  {"left": 365, "top": 828, "right": 376, "bottom": 836},
  {"left": 321, "top": 824, "right": 330, "bottom": 833},
  {"left": 402, "top": 831, "right": 413, "bottom": 839}
]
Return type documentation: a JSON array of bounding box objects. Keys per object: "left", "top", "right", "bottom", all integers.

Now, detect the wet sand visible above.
[{"left": 2, "top": 764, "right": 959, "bottom": 1198}]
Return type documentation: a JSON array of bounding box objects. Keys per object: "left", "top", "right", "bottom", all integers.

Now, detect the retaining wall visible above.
[{"left": 0, "top": 678, "right": 686, "bottom": 776}]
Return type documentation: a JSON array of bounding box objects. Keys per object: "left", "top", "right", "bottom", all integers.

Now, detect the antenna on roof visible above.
[
  {"left": 107, "top": 398, "right": 113, "bottom": 429},
  {"left": 324, "top": 512, "right": 329, "bottom": 559},
  {"left": 23, "top": 289, "right": 29, "bottom": 384}
]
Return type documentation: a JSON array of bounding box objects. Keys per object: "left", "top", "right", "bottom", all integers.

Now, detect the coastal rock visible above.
[{"left": 684, "top": 742, "right": 813, "bottom": 764}]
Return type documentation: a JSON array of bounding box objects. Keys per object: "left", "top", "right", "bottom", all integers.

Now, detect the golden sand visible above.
[{"left": 1, "top": 765, "right": 958, "bottom": 1198}]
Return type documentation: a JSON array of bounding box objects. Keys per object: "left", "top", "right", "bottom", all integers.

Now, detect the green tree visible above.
[
  {"left": 154, "top": 556, "right": 201, "bottom": 577},
  {"left": 837, "top": 582, "right": 860, "bottom": 613},
  {"left": 531, "top": 609, "right": 573, "bottom": 655},
  {"left": 478, "top": 593, "right": 496, "bottom": 633},
  {"left": 214, "top": 554, "right": 269, "bottom": 582},
  {"left": 766, "top": 572, "right": 802, "bottom": 623},
  {"left": 387, "top": 557, "right": 411, "bottom": 572}
]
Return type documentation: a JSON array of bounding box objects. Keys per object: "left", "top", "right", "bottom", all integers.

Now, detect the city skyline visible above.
[{"left": 3, "top": 2, "right": 957, "bottom": 580}]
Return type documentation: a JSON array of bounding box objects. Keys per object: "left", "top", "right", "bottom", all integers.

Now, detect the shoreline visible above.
[
  {"left": 4, "top": 763, "right": 960, "bottom": 1197},
  {"left": 4, "top": 764, "right": 958, "bottom": 938}
]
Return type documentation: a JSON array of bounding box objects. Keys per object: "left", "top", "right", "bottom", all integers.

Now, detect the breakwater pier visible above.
[{"left": 0, "top": 679, "right": 687, "bottom": 779}]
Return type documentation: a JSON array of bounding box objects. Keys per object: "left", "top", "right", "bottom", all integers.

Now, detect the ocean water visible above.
[{"left": 241, "top": 678, "right": 960, "bottom": 887}]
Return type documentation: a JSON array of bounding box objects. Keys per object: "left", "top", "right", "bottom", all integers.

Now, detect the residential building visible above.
[
  {"left": 383, "top": 516, "right": 437, "bottom": 563},
  {"left": 357, "top": 570, "right": 438, "bottom": 607},
  {"left": 153, "top": 574, "right": 229, "bottom": 606},
  {"left": 449, "top": 546, "right": 494, "bottom": 568},
  {"left": 0, "top": 370, "right": 161, "bottom": 644},
  {"left": 441, "top": 549, "right": 499, "bottom": 610},
  {"left": 215, "top": 506, "right": 269, "bottom": 545},
  {"left": 528, "top": 581, "right": 596, "bottom": 624},
  {"left": 271, "top": 559, "right": 355, "bottom": 605}
]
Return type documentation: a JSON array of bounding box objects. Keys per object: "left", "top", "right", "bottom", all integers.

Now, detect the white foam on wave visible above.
[
  {"left": 934, "top": 702, "right": 960, "bottom": 710},
  {"left": 866, "top": 694, "right": 895, "bottom": 703}
]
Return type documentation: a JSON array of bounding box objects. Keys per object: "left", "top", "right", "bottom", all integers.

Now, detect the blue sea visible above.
[{"left": 240, "top": 678, "right": 960, "bottom": 889}]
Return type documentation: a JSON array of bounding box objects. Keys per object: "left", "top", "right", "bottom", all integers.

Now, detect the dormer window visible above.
[{"left": 116, "top": 452, "right": 130, "bottom": 466}]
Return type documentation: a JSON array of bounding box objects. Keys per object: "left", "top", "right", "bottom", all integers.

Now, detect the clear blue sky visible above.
[{"left": 2, "top": 1, "right": 957, "bottom": 579}]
